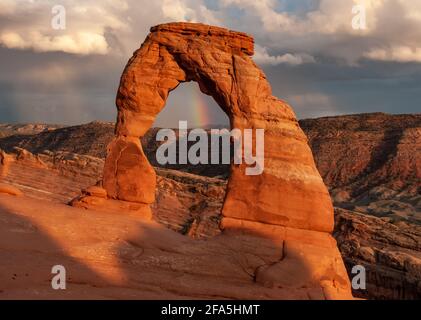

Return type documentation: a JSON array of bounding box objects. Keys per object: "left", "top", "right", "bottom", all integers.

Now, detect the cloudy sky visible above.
[{"left": 0, "top": 0, "right": 420, "bottom": 127}]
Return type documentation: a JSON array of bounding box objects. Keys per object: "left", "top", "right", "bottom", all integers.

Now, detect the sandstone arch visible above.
[
  {"left": 103, "top": 22, "right": 334, "bottom": 234},
  {"left": 97, "top": 22, "right": 353, "bottom": 299}
]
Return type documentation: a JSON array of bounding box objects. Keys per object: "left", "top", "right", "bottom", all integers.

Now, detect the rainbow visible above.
[{"left": 190, "top": 85, "right": 212, "bottom": 128}]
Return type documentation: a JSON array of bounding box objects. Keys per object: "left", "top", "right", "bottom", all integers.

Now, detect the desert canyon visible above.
[{"left": 0, "top": 23, "right": 420, "bottom": 300}]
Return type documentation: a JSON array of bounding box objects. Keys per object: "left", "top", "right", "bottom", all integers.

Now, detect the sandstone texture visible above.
[
  {"left": 335, "top": 208, "right": 421, "bottom": 300},
  {"left": 104, "top": 22, "right": 335, "bottom": 236},
  {"left": 1, "top": 26, "right": 418, "bottom": 299},
  {"left": 98, "top": 22, "right": 350, "bottom": 298},
  {"left": 0, "top": 150, "right": 10, "bottom": 178},
  {"left": 0, "top": 183, "right": 22, "bottom": 196},
  {"left": 0, "top": 193, "right": 345, "bottom": 300},
  {"left": 0, "top": 149, "right": 350, "bottom": 300},
  {"left": 0, "top": 147, "right": 102, "bottom": 203},
  {"left": 1, "top": 111, "right": 420, "bottom": 299},
  {"left": 301, "top": 113, "right": 421, "bottom": 226}
]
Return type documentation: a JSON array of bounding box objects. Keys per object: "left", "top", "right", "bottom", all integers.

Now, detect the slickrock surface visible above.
[
  {"left": 1, "top": 145, "right": 420, "bottom": 299},
  {"left": 1, "top": 148, "right": 102, "bottom": 203},
  {"left": 0, "top": 193, "right": 347, "bottom": 300},
  {"left": 0, "top": 148, "right": 224, "bottom": 239},
  {"left": 0, "top": 149, "right": 351, "bottom": 299},
  {"left": 301, "top": 113, "right": 421, "bottom": 299}
]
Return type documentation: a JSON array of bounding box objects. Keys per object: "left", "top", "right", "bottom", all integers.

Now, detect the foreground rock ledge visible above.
[
  {"left": 1, "top": 194, "right": 351, "bottom": 299},
  {"left": 76, "top": 22, "right": 353, "bottom": 299}
]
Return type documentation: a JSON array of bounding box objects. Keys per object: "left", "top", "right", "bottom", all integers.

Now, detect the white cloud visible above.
[
  {"left": 0, "top": 32, "right": 26, "bottom": 49},
  {"left": 220, "top": 0, "right": 421, "bottom": 64},
  {"left": 162, "top": 0, "right": 220, "bottom": 24},
  {"left": 0, "top": 31, "right": 108, "bottom": 55},
  {"left": 0, "top": 0, "right": 220, "bottom": 55},
  {"left": 0, "top": 0, "right": 420, "bottom": 65},
  {"left": 254, "top": 45, "right": 315, "bottom": 66},
  {"left": 162, "top": 0, "right": 196, "bottom": 21},
  {"left": 0, "top": 0, "right": 17, "bottom": 15},
  {"left": 0, "top": 0, "right": 129, "bottom": 55},
  {"left": 364, "top": 46, "right": 421, "bottom": 63}
]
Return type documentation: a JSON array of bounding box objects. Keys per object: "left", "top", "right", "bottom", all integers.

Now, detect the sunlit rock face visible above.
[
  {"left": 104, "top": 22, "right": 333, "bottom": 231},
  {"left": 100, "top": 22, "right": 352, "bottom": 299}
]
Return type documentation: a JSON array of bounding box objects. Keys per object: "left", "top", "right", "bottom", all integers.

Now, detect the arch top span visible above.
[
  {"left": 104, "top": 22, "right": 335, "bottom": 235},
  {"left": 150, "top": 22, "right": 255, "bottom": 56}
]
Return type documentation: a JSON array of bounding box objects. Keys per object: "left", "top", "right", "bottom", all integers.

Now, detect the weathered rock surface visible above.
[
  {"left": 96, "top": 22, "right": 350, "bottom": 299},
  {"left": 0, "top": 123, "right": 62, "bottom": 138},
  {"left": 0, "top": 148, "right": 103, "bottom": 203},
  {"left": 0, "top": 150, "right": 10, "bottom": 178},
  {"left": 0, "top": 193, "right": 348, "bottom": 300},
  {"left": 0, "top": 150, "right": 351, "bottom": 299},
  {"left": 301, "top": 113, "right": 421, "bottom": 226},
  {"left": 0, "top": 121, "right": 114, "bottom": 159},
  {"left": 1, "top": 111, "right": 420, "bottom": 299},
  {"left": 300, "top": 113, "right": 421, "bottom": 299},
  {"left": 300, "top": 113, "right": 421, "bottom": 192},
  {"left": 104, "top": 22, "right": 335, "bottom": 236},
  {"left": 334, "top": 208, "right": 421, "bottom": 299},
  {"left": 0, "top": 19, "right": 353, "bottom": 298},
  {"left": 1, "top": 145, "right": 420, "bottom": 299},
  {"left": 0, "top": 183, "right": 22, "bottom": 196},
  {"left": 0, "top": 148, "right": 223, "bottom": 237}
]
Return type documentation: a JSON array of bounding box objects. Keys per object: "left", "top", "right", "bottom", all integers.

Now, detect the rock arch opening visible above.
[
  {"left": 143, "top": 81, "right": 233, "bottom": 237},
  {"left": 144, "top": 82, "right": 231, "bottom": 180},
  {"left": 153, "top": 82, "right": 230, "bottom": 129}
]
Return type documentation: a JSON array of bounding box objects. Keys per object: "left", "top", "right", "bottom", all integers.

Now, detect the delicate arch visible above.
[{"left": 103, "top": 22, "right": 334, "bottom": 234}]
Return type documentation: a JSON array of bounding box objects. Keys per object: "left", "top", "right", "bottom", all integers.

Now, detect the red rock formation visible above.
[
  {"left": 104, "top": 22, "right": 334, "bottom": 233},
  {"left": 0, "top": 150, "right": 9, "bottom": 178},
  {"left": 100, "top": 22, "right": 352, "bottom": 299},
  {"left": 335, "top": 208, "right": 421, "bottom": 300},
  {"left": 300, "top": 113, "right": 421, "bottom": 197}
]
